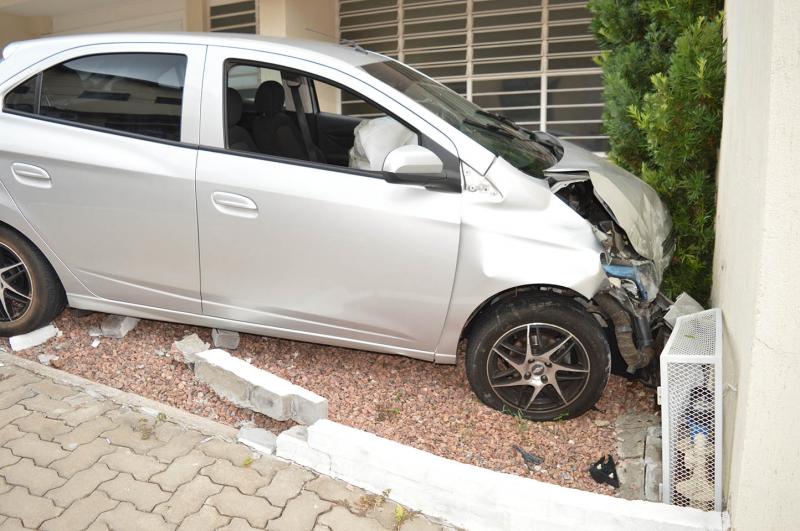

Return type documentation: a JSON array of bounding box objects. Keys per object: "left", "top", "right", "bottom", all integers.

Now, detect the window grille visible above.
[
  {"left": 210, "top": 0, "right": 257, "bottom": 34},
  {"left": 339, "top": 0, "right": 608, "bottom": 152}
]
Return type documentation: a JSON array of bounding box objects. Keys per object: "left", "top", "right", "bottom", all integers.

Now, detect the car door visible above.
[
  {"left": 0, "top": 43, "right": 205, "bottom": 313},
  {"left": 196, "top": 46, "right": 462, "bottom": 358}
]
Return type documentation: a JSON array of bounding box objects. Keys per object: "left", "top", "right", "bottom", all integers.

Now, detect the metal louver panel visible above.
[
  {"left": 339, "top": 0, "right": 608, "bottom": 152},
  {"left": 210, "top": 0, "right": 257, "bottom": 34}
]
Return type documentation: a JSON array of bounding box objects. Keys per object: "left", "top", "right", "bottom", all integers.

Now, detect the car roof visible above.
[{"left": 2, "top": 32, "right": 385, "bottom": 70}]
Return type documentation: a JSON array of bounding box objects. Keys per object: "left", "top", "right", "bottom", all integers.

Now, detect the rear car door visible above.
[
  {"left": 0, "top": 44, "right": 205, "bottom": 313},
  {"left": 196, "top": 46, "right": 462, "bottom": 358}
]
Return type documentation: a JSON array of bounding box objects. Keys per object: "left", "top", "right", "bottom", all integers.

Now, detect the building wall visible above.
[
  {"left": 713, "top": 0, "right": 800, "bottom": 528},
  {"left": 50, "top": 0, "right": 187, "bottom": 34},
  {"left": 0, "top": 13, "right": 51, "bottom": 49}
]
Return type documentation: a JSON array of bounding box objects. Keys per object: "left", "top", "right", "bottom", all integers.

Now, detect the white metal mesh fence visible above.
[{"left": 660, "top": 308, "right": 722, "bottom": 511}]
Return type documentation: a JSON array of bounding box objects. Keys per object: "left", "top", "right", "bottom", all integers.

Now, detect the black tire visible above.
[
  {"left": 0, "top": 226, "right": 66, "bottom": 337},
  {"left": 466, "top": 293, "right": 610, "bottom": 421}
]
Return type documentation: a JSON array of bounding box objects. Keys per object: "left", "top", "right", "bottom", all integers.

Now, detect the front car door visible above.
[
  {"left": 0, "top": 43, "right": 205, "bottom": 313},
  {"left": 196, "top": 45, "right": 462, "bottom": 360}
]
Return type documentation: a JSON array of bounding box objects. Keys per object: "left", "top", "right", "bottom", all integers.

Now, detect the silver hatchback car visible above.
[{"left": 0, "top": 33, "right": 674, "bottom": 420}]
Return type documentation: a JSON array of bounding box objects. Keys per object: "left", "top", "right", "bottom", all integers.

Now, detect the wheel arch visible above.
[
  {"left": 459, "top": 284, "right": 591, "bottom": 343},
  {"left": 0, "top": 204, "right": 90, "bottom": 299}
]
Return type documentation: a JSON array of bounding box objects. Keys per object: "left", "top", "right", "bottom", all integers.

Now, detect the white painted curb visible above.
[
  {"left": 277, "top": 420, "right": 727, "bottom": 531},
  {"left": 9, "top": 324, "right": 59, "bottom": 351}
]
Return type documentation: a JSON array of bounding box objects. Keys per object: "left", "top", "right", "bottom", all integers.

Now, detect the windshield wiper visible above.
[
  {"left": 462, "top": 118, "right": 515, "bottom": 139},
  {"left": 476, "top": 109, "right": 518, "bottom": 128}
]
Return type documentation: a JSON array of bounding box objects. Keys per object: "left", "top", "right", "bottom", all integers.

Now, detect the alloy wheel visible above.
[
  {"left": 486, "top": 322, "right": 591, "bottom": 415},
  {"left": 0, "top": 243, "right": 32, "bottom": 322}
]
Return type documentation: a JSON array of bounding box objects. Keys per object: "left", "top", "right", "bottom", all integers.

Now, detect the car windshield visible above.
[{"left": 361, "top": 59, "right": 559, "bottom": 177}]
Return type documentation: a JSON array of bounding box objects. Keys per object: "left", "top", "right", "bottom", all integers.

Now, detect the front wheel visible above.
[{"left": 466, "top": 294, "right": 610, "bottom": 421}]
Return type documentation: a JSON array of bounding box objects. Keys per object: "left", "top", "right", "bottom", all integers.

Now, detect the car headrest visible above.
[
  {"left": 254, "top": 80, "right": 285, "bottom": 115},
  {"left": 227, "top": 88, "right": 243, "bottom": 126}
]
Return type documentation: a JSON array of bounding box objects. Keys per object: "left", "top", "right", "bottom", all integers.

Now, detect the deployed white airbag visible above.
[{"left": 349, "top": 116, "right": 418, "bottom": 171}]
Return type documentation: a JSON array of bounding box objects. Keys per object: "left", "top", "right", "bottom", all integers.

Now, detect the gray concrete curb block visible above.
[
  {"left": 276, "top": 419, "right": 727, "bottom": 531},
  {"left": 193, "top": 349, "right": 327, "bottom": 425}
]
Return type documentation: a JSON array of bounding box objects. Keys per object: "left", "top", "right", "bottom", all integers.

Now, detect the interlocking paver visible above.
[
  {"left": 176, "top": 505, "right": 230, "bottom": 531},
  {"left": 318, "top": 506, "right": 384, "bottom": 531},
  {"left": 0, "top": 486, "right": 62, "bottom": 529},
  {"left": 60, "top": 401, "right": 115, "bottom": 427},
  {"left": 5, "top": 433, "right": 68, "bottom": 467},
  {"left": 219, "top": 518, "right": 260, "bottom": 531},
  {"left": 46, "top": 463, "right": 117, "bottom": 508},
  {"left": 102, "top": 423, "right": 167, "bottom": 454},
  {"left": 207, "top": 486, "right": 281, "bottom": 528},
  {"left": 13, "top": 412, "right": 71, "bottom": 442},
  {"left": 0, "top": 361, "right": 444, "bottom": 531},
  {"left": 0, "top": 457, "right": 66, "bottom": 495},
  {"left": 100, "top": 447, "right": 167, "bottom": 481},
  {"left": 0, "top": 373, "right": 41, "bottom": 394},
  {"left": 306, "top": 475, "right": 365, "bottom": 506},
  {"left": 19, "top": 394, "right": 72, "bottom": 418},
  {"left": 155, "top": 474, "right": 222, "bottom": 524},
  {"left": 200, "top": 458, "right": 271, "bottom": 495},
  {"left": 99, "top": 472, "right": 172, "bottom": 511},
  {"left": 28, "top": 381, "right": 76, "bottom": 401},
  {"left": 257, "top": 466, "right": 316, "bottom": 507},
  {"left": 268, "top": 491, "right": 332, "bottom": 531},
  {"left": 0, "top": 386, "right": 35, "bottom": 410},
  {"left": 150, "top": 450, "right": 214, "bottom": 492},
  {"left": 148, "top": 429, "right": 205, "bottom": 463},
  {"left": 91, "top": 501, "right": 174, "bottom": 531},
  {"left": 0, "top": 448, "right": 19, "bottom": 469},
  {"left": 0, "top": 425, "right": 24, "bottom": 445},
  {"left": 50, "top": 438, "right": 116, "bottom": 477},
  {"left": 0, "top": 517, "right": 28, "bottom": 531},
  {"left": 0, "top": 406, "right": 29, "bottom": 429},
  {"left": 40, "top": 490, "right": 118, "bottom": 531},
  {"left": 197, "top": 437, "right": 256, "bottom": 465},
  {"left": 54, "top": 416, "right": 114, "bottom": 449}
]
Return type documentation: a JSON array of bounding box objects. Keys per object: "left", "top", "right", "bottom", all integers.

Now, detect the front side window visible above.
[
  {"left": 5, "top": 53, "right": 187, "bottom": 142},
  {"left": 224, "top": 61, "right": 417, "bottom": 173},
  {"left": 362, "top": 59, "right": 559, "bottom": 177}
]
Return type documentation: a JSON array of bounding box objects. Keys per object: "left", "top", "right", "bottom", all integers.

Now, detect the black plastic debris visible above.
[
  {"left": 589, "top": 454, "right": 620, "bottom": 488},
  {"left": 513, "top": 444, "right": 544, "bottom": 470}
]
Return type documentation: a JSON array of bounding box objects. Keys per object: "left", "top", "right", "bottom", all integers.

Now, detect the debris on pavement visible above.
[
  {"left": 9, "top": 324, "right": 59, "bottom": 351},
  {"left": 212, "top": 328, "right": 240, "bottom": 349},
  {"left": 37, "top": 353, "right": 59, "bottom": 366},
  {"left": 590, "top": 455, "right": 620, "bottom": 488},
  {"left": 100, "top": 314, "right": 140, "bottom": 339},
  {"left": 172, "top": 333, "right": 210, "bottom": 364},
  {"left": 91, "top": 338, "right": 101, "bottom": 348},
  {"left": 513, "top": 444, "right": 544, "bottom": 470}
]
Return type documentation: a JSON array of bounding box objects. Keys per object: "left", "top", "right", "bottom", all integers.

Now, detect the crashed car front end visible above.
[{"left": 545, "top": 139, "right": 676, "bottom": 374}]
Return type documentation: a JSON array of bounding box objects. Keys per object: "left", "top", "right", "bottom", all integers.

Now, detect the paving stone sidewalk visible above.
[{"left": 0, "top": 353, "right": 449, "bottom": 531}]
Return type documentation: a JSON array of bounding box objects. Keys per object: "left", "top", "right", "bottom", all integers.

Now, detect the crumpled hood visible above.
[{"left": 545, "top": 140, "right": 674, "bottom": 277}]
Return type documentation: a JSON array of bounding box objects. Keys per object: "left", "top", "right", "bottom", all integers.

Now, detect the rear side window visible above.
[
  {"left": 4, "top": 53, "right": 187, "bottom": 142},
  {"left": 3, "top": 75, "right": 37, "bottom": 113}
]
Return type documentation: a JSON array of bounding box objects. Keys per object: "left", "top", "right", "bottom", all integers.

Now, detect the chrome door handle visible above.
[
  {"left": 11, "top": 162, "right": 51, "bottom": 189},
  {"left": 211, "top": 191, "right": 258, "bottom": 218}
]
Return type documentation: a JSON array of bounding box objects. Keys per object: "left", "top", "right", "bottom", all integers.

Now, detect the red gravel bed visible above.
[{"left": 7, "top": 309, "right": 657, "bottom": 494}]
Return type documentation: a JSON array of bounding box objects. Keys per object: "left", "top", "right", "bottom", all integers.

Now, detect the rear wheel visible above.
[
  {"left": 0, "top": 227, "right": 66, "bottom": 337},
  {"left": 466, "top": 294, "right": 610, "bottom": 421}
]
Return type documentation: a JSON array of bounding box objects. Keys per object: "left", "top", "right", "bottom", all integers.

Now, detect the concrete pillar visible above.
[
  {"left": 713, "top": 0, "right": 800, "bottom": 528},
  {"left": 185, "top": 0, "right": 208, "bottom": 31},
  {"left": 257, "top": 0, "right": 335, "bottom": 39}
]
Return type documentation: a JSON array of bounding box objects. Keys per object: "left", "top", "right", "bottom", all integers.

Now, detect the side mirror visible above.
[{"left": 382, "top": 145, "right": 443, "bottom": 175}]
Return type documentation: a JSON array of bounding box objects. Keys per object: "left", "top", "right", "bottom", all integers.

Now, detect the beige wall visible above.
[
  {"left": 714, "top": 0, "right": 800, "bottom": 528},
  {"left": 0, "top": 12, "right": 51, "bottom": 49}
]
